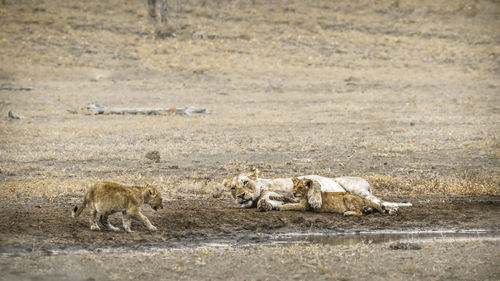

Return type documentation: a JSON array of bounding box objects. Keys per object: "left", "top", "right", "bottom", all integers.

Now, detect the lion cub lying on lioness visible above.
[
  {"left": 72, "top": 182, "right": 164, "bottom": 232},
  {"left": 277, "top": 178, "right": 386, "bottom": 216}
]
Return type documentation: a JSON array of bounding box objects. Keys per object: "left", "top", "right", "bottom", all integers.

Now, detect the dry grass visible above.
[
  {"left": 1, "top": 171, "right": 497, "bottom": 203},
  {"left": 1, "top": 0, "right": 498, "bottom": 202},
  {"left": 0, "top": 177, "right": 226, "bottom": 203},
  {"left": 367, "top": 172, "right": 500, "bottom": 196}
]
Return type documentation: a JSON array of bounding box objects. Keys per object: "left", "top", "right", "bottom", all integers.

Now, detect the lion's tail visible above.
[{"left": 72, "top": 191, "right": 90, "bottom": 218}]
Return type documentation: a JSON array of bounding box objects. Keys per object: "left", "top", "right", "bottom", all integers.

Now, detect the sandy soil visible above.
[{"left": 0, "top": 0, "right": 499, "bottom": 280}]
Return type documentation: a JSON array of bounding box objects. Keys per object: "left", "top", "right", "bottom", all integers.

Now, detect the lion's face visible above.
[
  {"left": 229, "top": 175, "right": 259, "bottom": 206},
  {"left": 223, "top": 170, "right": 261, "bottom": 207},
  {"left": 145, "top": 186, "right": 164, "bottom": 211},
  {"left": 292, "top": 177, "right": 312, "bottom": 198}
]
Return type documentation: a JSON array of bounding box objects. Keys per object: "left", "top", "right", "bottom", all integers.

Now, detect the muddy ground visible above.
[
  {"left": 0, "top": 196, "right": 499, "bottom": 280},
  {"left": 0, "top": 0, "right": 499, "bottom": 280},
  {"left": 0, "top": 195, "right": 499, "bottom": 252}
]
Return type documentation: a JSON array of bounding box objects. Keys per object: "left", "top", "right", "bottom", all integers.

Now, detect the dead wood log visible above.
[{"left": 82, "top": 102, "right": 209, "bottom": 116}]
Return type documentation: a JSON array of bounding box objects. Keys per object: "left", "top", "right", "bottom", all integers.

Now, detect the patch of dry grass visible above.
[
  {"left": 1, "top": 0, "right": 498, "bottom": 203},
  {"left": 0, "top": 176, "right": 228, "bottom": 203},
  {"left": 366, "top": 172, "right": 499, "bottom": 196},
  {"left": 1, "top": 170, "right": 496, "bottom": 203}
]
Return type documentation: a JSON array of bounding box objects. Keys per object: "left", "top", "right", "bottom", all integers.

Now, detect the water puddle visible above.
[
  {"left": 1, "top": 228, "right": 498, "bottom": 258},
  {"left": 268, "top": 228, "right": 500, "bottom": 247}
]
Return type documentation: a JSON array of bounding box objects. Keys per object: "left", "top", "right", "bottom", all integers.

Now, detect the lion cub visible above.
[
  {"left": 72, "top": 182, "right": 164, "bottom": 232},
  {"left": 278, "top": 177, "right": 385, "bottom": 216}
]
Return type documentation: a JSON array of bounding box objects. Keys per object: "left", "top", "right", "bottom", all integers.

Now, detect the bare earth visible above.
[{"left": 0, "top": 0, "right": 499, "bottom": 280}]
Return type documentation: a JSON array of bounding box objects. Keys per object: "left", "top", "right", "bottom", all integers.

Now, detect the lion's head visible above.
[
  {"left": 223, "top": 169, "right": 261, "bottom": 207},
  {"left": 144, "top": 186, "right": 164, "bottom": 211},
  {"left": 292, "top": 177, "right": 312, "bottom": 197},
  {"left": 292, "top": 177, "right": 322, "bottom": 209}
]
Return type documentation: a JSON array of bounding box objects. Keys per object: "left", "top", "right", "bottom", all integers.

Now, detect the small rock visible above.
[
  {"left": 145, "top": 151, "right": 161, "bottom": 162},
  {"left": 8, "top": 110, "right": 24, "bottom": 119}
]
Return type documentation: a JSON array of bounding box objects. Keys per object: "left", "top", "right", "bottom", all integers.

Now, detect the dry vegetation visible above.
[{"left": 0, "top": 0, "right": 499, "bottom": 202}]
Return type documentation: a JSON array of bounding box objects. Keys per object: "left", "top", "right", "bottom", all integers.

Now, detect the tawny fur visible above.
[
  {"left": 223, "top": 169, "right": 295, "bottom": 210},
  {"left": 277, "top": 178, "right": 386, "bottom": 216},
  {"left": 223, "top": 169, "right": 409, "bottom": 213},
  {"left": 72, "top": 182, "right": 163, "bottom": 232}
]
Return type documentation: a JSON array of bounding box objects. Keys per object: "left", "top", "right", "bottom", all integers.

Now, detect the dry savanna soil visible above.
[{"left": 0, "top": 0, "right": 499, "bottom": 280}]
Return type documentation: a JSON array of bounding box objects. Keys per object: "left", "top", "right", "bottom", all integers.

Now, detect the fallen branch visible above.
[{"left": 82, "top": 102, "right": 210, "bottom": 116}]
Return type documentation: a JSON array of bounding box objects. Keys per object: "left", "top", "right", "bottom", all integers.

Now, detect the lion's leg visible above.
[
  {"left": 121, "top": 211, "right": 133, "bottom": 233},
  {"left": 133, "top": 211, "right": 157, "bottom": 232},
  {"left": 343, "top": 195, "right": 360, "bottom": 212},
  {"left": 277, "top": 201, "right": 308, "bottom": 211},
  {"left": 269, "top": 194, "right": 299, "bottom": 203},
  {"left": 257, "top": 192, "right": 294, "bottom": 212},
  {"left": 343, "top": 211, "right": 363, "bottom": 216},
  {"left": 101, "top": 212, "right": 120, "bottom": 232},
  {"left": 368, "top": 200, "right": 386, "bottom": 214},
  {"left": 89, "top": 204, "right": 101, "bottom": 231}
]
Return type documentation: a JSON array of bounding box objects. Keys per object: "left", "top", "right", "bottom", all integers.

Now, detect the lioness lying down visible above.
[
  {"left": 223, "top": 169, "right": 411, "bottom": 212},
  {"left": 277, "top": 177, "right": 387, "bottom": 215},
  {"left": 72, "top": 182, "right": 164, "bottom": 232}
]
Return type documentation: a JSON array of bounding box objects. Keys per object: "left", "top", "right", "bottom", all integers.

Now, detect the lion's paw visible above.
[
  {"left": 108, "top": 225, "right": 120, "bottom": 232},
  {"left": 257, "top": 200, "right": 273, "bottom": 212},
  {"left": 386, "top": 206, "right": 399, "bottom": 216},
  {"left": 361, "top": 206, "right": 374, "bottom": 214}
]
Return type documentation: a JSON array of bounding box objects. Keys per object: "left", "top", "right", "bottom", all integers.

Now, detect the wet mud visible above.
[{"left": 0, "top": 195, "right": 498, "bottom": 256}]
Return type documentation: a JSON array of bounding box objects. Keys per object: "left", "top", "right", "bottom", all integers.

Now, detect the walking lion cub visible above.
[
  {"left": 72, "top": 182, "right": 164, "bottom": 232},
  {"left": 277, "top": 177, "right": 386, "bottom": 216}
]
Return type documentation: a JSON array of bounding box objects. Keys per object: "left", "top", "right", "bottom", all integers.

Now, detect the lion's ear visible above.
[
  {"left": 307, "top": 182, "right": 322, "bottom": 209},
  {"left": 248, "top": 168, "right": 259, "bottom": 180},
  {"left": 292, "top": 177, "right": 300, "bottom": 186},
  {"left": 222, "top": 179, "right": 230, "bottom": 188},
  {"left": 144, "top": 187, "right": 154, "bottom": 196},
  {"left": 305, "top": 179, "right": 314, "bottom": 189}
]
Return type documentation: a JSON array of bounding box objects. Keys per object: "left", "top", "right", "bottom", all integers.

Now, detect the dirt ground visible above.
[
  {"left": 0, "top": 0, "right": 499, "bottom": 280},
  {"left": 0, "top": 196, "right": 499, "bottom": 280},
  {"left": 1, "top": 195, "right": 499, "bottom": 252}
]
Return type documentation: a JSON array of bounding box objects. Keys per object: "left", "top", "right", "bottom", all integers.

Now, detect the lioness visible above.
[
  {"left": 223, "top": 169, "right": 411, "bottom": 212},
  {"left": 277, "top": 177, "right": 386, "bottom": 216},
  {"left": 72, "top": 182, "right": 164, "bottom": 232}
]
